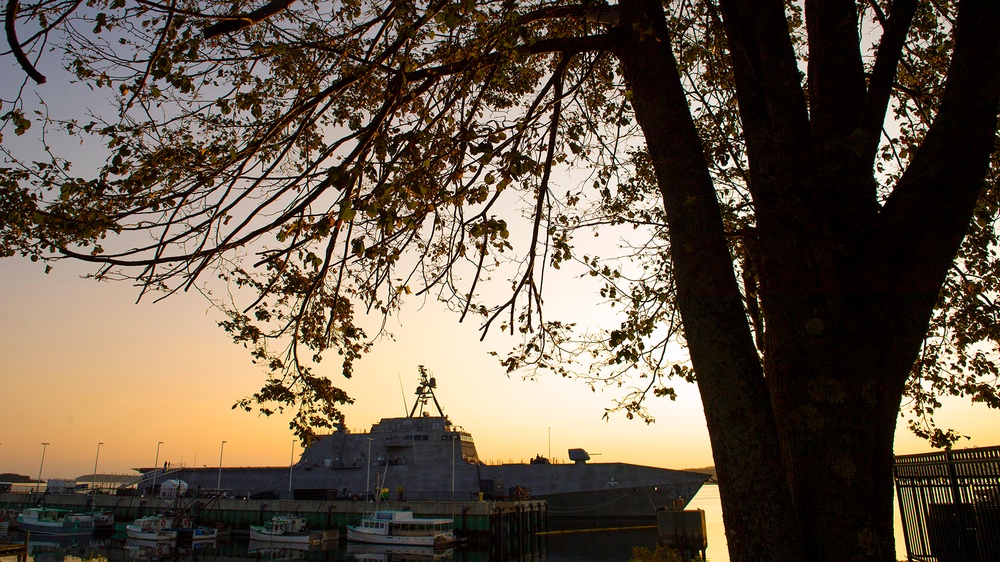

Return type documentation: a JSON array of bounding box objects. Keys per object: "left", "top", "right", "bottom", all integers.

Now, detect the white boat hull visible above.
[
  {"left": 347, "top": 527, "right": 451, "bottom": 547},
  {"left": 249, "top": 527, "right": 318, "bottom": 543},
  {"left": 125, "top": 525, "right": 177, "bottom": 542},
  {"left": 124, "top": 513, "right": 215, "bottom": 543}
]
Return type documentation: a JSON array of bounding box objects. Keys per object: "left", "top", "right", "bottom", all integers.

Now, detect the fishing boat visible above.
[
  {"left": 249, "top": 514, "right": 337, "bottom": 544},
  {"left": 347, "top": 510, "right": 458, "bottom": 547},
  {"left": 184, "top": 526, "right": 220, "bottom": 542},
  {"left": 126, "top": 514, "right": 218, "bottom": 542},
  {"left": 90, "top": 510, "right": 115, "bottom": 530},
  {"left": 15, "top": 507, "right": 94, "bottom": 536},
  {"left": 125, "top": 515, "right": 180, "bottom": 542}
]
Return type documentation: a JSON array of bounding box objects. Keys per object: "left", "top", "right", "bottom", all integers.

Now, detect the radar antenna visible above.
[{"left": 409, "top": 365, "right": 446, "bottom": 418}]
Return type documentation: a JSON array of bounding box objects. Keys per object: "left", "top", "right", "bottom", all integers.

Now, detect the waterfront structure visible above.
[{"left": 894, "top": 445, "right": 1000, "bottom": 561}]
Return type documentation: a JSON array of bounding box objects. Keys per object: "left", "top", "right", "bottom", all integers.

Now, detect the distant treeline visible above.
[
  {"left": 0, "top": 473, "right": 32, "bottom": 483},
  {"left": 72, "top": 474, "right": 137, "bottom": 484},
  {"left": 0, "top": 473, "right": 135, "bottom": 485},
  {"left": 686, "top": 466, "right": 718, "bottom": 482}
]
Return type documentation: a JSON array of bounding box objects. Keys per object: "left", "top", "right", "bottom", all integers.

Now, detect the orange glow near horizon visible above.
[{"left": 1, "top": 257, "right": 998, "bottom": 481}]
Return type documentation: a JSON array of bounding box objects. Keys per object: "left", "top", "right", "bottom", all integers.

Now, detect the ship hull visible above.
[
  {"left": 540, "top": 485, "right": 694, "bottom": 529},
  {"left": 482, "top": 463, "right": 708, "bottom": 527},
  {"left": 164, "top": 462, "right": 708, "bottom": 529}
]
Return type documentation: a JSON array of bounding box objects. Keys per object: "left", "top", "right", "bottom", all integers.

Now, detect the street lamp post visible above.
[
  {"left": 92, "top": 442, "right": 103, "bottom": 494},
  {"left": 366, "top": 437, "right": 373, "bottom": 501},
  {"left": 151, "top": 441, "right": 163, "bottom": 497},
  {"left": 36, "top": 442, "right": 49, "bottom": 493},
  {"left": 217, "top": 440, "right": 227, "bottom": 492},
  {"left": 450, "top": 433, "right": 459, "bottom": 520},
  {"left": 288, "top": 440, "right": 295, "bottom": 499}
]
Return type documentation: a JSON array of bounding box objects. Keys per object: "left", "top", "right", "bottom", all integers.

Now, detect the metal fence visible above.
[{"left": 894, "top": 445, "right": 1000, "bottom": 562}]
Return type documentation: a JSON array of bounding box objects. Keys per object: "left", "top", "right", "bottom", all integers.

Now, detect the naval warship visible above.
[{"left": 148, "top": 373, "right": 710, "bottom": 528}]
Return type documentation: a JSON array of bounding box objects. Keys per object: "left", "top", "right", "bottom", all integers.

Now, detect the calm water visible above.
[
  {"left": 686, "top": 484, "right": 726, "bottom": 561},
  {"left": 3, "top": 531, "right": 681, "bottom": 562}
]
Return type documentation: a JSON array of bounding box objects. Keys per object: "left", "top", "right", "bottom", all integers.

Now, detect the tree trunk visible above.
[
  {"left": 616, "top": 0, "right": 1000, "bottom": 561},
  {"left": 616, "top": 1, "right": 801, "bottom": 559},
  {"left": 762, "top": 289, "right": 909, "bottom": 560}
]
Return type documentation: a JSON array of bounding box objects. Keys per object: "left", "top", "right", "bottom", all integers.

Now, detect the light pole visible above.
[
  {"left": 366, "top": 437, "right": 373, "bottom": 500},
  {"left": 92, "top": 442, "right": 103, "bottom": 494},
  {"left": 217, "top": 440, "right": 227, "bottom": 491},
  {"left": 36, "top": 442, "right": 49, "bottom": 493},
  {"left": 151, "top": 441, "right": 163, "bottom": 497},
  {"left": 288, "top": 440, "right": 295, "bottom": 499},
  {"left": 450, "top": 433, "right": 459, "bottom": 520}
]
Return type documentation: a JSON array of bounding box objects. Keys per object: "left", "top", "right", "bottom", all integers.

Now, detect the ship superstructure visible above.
[{"left": 293, "top": 373, "right": 482, "bottom": 501}]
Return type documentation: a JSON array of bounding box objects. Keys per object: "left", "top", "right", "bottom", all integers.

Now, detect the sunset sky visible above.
[
  {"left": 2, "top": 251, "right": 999, "bottom": 482},
  {"left": 2, "top": 42, "right": 999, "bottom": 485}
]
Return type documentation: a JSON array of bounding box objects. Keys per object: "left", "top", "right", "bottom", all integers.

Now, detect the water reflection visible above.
[
  {"left": 5, "top": 493, "right": 714, "bottom": 562},
  {"left": 2, "top": 532, "right": 663, "bottom": 562},
  {"left": 122, "top": 537, "right": 219, "bottom": 560},
  {"left": 247, "top": 539, "right": 315, "bottom": 560},
  {"left": 345, "top": 543, "right": 454, "bottom": 561}
]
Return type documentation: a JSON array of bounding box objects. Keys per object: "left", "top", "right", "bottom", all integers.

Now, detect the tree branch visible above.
[
  {"left": 5, "top": 0, "right": 46, "bottom": 83},
  {"left": 874, "top": 0, "right": 1000, "bottom": 359},
  {"left": 804, "top": 0, "right": 867, "bottom": 146},
  {"left": 518, "top": 4, "right": 620, "bottom": 26},
  {"left": 860, "top": 0, "right": 918, "bottom": 165},
  {"left": 125, "top": 0, "right": 176, "bottom": 111},
  {"left": 481, "top": 57, "right": 571, "bottom": 337},
  {"left": 717, "top": 0, "right": 812, "bottom": 205},
  {"left": 202, "top": 0, "right": 297, "bottom": 39}
]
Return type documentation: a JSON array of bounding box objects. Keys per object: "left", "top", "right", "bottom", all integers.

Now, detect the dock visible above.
[{"left": 0, "top": 540, "right": 27, "bottom": 560}]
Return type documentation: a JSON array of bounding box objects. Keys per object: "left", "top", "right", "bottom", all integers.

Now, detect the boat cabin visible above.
[{"left": 359, "top": 511, "right": 454, "bottom": 536}]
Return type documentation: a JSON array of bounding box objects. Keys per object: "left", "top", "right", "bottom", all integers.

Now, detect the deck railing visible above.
[{"left": 894, "top": 445, "right": 1000, "bottom": 562}]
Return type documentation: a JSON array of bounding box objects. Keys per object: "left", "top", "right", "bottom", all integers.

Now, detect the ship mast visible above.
[{"left": 408, "top": 366, "right": 446, "bottom": 418}]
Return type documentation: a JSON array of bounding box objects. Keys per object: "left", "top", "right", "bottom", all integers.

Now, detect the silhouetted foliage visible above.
[{"left": 3, "top": 1, "right": 1000, "bottom": 560}]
